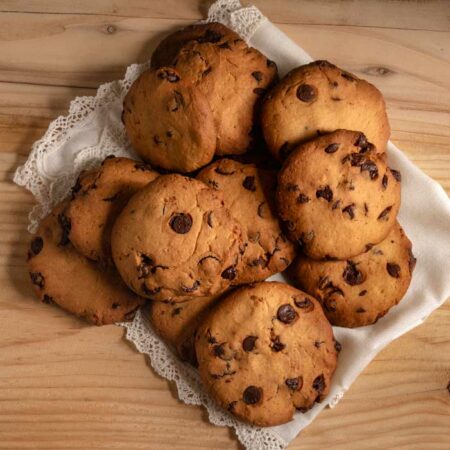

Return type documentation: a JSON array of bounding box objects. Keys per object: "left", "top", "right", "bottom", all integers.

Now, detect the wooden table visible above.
[{"left": 1, "top": 1, "right": 449, "bottom": 449}]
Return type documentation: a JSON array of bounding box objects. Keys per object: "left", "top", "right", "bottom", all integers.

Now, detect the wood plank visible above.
[{"left": 1, "top": 0, "right": 449, "bottom": 31}]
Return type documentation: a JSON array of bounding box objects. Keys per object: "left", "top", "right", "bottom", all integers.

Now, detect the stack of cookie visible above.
[{"left": 26, "top": 23, "right": 415, "bottom": 427}]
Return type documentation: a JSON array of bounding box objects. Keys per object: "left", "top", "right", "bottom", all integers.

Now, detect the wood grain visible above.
[{"left": 0, "top": 1, "right": 449, "bottom": 449}]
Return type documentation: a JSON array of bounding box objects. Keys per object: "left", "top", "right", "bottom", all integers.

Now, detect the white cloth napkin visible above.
[{"left": 13, "top": 1, "right": 450, "bottom": 449}]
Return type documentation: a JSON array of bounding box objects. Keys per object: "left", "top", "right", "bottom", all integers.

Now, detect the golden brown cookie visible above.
[
  {"left": 123, "top": 67, "right": 216, "bottom": 172},
  {"left": 111, "top": 174, "right": 245, "bottom": 301},
  {"left": 151, "top": 22, "right": 241, "bottom": 69},
  {"left": 173, "top": 37, "right": 277, "bottom": 155},
  {"left": 197, "top": 159, "right": 295, "bottom": 283},
  {"left": 288, "top": 222, "right": 415, "bottom": 327},
  {"left": 27, "top": 202, "right": 144, "bottom": 325},
  {"left": 277, "top": 130, "right": 401, "bottom": 260},
  {"left": 195, "top": 282, "right": 339, "bottom": 426},
  {"left": 261, "top": 60, "right": 390, "bottom": 160},
  {"left": 66, "top": 156, "right": 158, "bottom": 263}
]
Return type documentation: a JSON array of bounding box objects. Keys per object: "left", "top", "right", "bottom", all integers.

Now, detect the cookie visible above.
[
  {"left": 123, "top": 67, "right": 216, "bottom": 172},
  {"left": 149, "top": 293, "right": 222, "bottom": 364},
  {"left": 173, "top": 37, "right": 277, "bottom": 155},
  {"left": 66, "top": 156, "right": 158, "bottom": 262},
  {"left": 261, "top": 60, "right": 390, "bottom": 160},
  {"left": 277, "top": 130, "right": 401, "bottom": 260},
  {"left": 27, "top": 202, "right": 144, "bottom": 325},
  {"left": 197, "top": 159, "right": 295, "bottom": 283},
  {"left": 151, "top": 22, "right": 241, "bottom": 69},
  {"left": 111, "top": 174, "right": 244, "bottom": 301},
  {"left": 288, "top": 222, "right": 416, "bottom": 327},
  {"left": 195, "top": 281, "right": 338, "bottom": 426}
]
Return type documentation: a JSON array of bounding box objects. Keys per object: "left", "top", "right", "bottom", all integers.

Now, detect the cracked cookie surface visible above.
[
  {"left": 261, "top": 60, "right": 390, "bottom": 160},
  {"left": 111, "top": 174, "right": 244, "bottom": 301},
  {"left": 195, "top": 281, "right": 338, "bottom": 427},
  {"left": 197, "top": 159, "right": 295, "bottom": 283},
  {"left": 27, "top": 202, "right": 144, "bottom": 325},
  {"left": 173, "top": 36, "right": 277, "bottom": 155},
  {"left": 123, "top": 67, "right": 216, "bottom": 172},
  {"left": 289, "top": 222, "right": 415, "bottom": 327},
  {"left": 151, "top": 22, "right": 241, "bottom": 69},
  {"left": 66, "top": 156, "right": 158, "bottom": 263},
  {"left": 277, "top": 130, "right": 401, "bottom": 260}
]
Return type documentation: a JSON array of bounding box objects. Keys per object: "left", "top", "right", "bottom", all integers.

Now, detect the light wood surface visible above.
[{"left": 1, "top": 1, "right": 449, "bottom": 449}]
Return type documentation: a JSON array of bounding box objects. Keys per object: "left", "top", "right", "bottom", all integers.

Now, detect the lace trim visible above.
[{"left": 120, "top": 309, "right": 287, "bottom": 450}]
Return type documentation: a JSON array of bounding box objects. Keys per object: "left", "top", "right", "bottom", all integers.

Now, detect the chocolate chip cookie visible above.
[
  {"left": 66, "top": 156, "right": 158, "bottom": 263},
  {"left": 277, "top": 130, "right": 401, "bottom": 260},
  {"left": 123, "top": 67, "right": 216, "bottom": 172},
  {"left": 288, "top": 222, "right": 415, "bottom": 327},
  {"left": 173, "top": 37, "right": 277, "bottom": 155},
  {"left": 151, "top": 22, "right": 241, "bottom": 69},
  {"left": 195, "top": 281, "right": 338, "bottom": 427},
  {"left": 27, "top": 202, "right": 144, "bottom": 325},
  {"left": 111, "top": 174, "right": 244, "bottom": 301},
  {"left": 197, "top": 159, "right": 295, "bottom": 283},
  {"left": 261, "top": 60, "right": 390, "bottom": 160},
  {"left": 149, "top": 293, "right": 224, "bottom": 364}
]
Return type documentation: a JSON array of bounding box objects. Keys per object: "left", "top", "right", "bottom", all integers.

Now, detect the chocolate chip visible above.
[
  {"left": 181, "top": 280, "right": 200, "bottom": 293},
  {"left": 364, "top": 203, "right": 369, "bottom": 216},
  {"left": 331, "top": 96, "right": 341, "bottom": 101},
  {"left": 325, "top": 143, "right": 340, "bottom": 154},
  {"left": 251, "top": 71, "right": 263, "bottom": 82},
  {"left": 408, "top": 249, "right": 417, "bottom": 273},
  {"left": 354, "top": 133, "right": 368, "bottom": 148},
  {"left": 342, "top": 203, "right": 355, "bottom": 219},
  {"left": 296, "top": 84, "right": 317, "bottom": 102},
  {"left": 359, "top": 290, "right": 367, "bottom": 296},
  {"left": 242, "top": 176, "right": 256, "bottom": 191},
  {"left": 312, "top": 374, "right": 325, "bottom": 393},
  {"left": 390, "top": 169, "right": 402, "bottom": 182},
  {"left": 257, "top": 202, "right": 266, "bottom": 218},
  {"left": 332, "top": 200, "right": 341, "bottom": 210},
  {"left": 285, "top": 183, "right": 299, "bottom": 192},
  {"left": 42, "top": 294, "right": 53, "bottom": 304},
  {"left": 270, "top": 336, "right": 285, "bottom": 352},
  {"left": 169, "top": 90, "right": 184, "bottom": 112},
  {"left": 361, "top": 160, "right": 379, "bottom": 180},
  {"left": 221, "top": 266, "right": 236, "bottom": 280},
  {"left": 243, "top": 386, "right": 262, "bottom": 405},
  {"left": 314, "top": 340, "right": 323, "bottom": 348},
  {"left": 250, "top": 257, "right": 266, "bottom": 267},
  {"left": 137, "top": 254, "right": 154, "bottom": 278},
  {"left": 172, "top": 307, "right": 182, "bottom": 316},
  {"left": 283, "top": 220, "right": 296, "bottom": 232},
  {"left": 158, "top": 68, "right": 180, "bottom": 82},
  {"left": 343, "top": 260, "right": 364, "bottom": 285},
  {"left": 324, "top": 298, "right": 337, "bottom": 312},
  {"left": 341, "top": 71, "right": 356, "bottom": 82},
  {"left": 316, "top": 185, "right": 333, "bottom": 202},
  {"left": 243, "top": 336, "right": 257, "bottom": 352},
  {"left": 277, "top": 304, "right": 298, "bottom": 324},
  {"left": 285, "top": 377, "right": 303, "bottom": 391},
  {"left": 297, "top": 193, "right": 310, "bottom": 204},
  {"left": 57, "top": 213, "right": 71, "bottom": 246},
  {"left": 294, "top": 297, "right": 314, "bottom": 312},
  {"left": 218, "top": 41, "right": 230, "bottom": 49},
  {"left": 213, "top": 344, "right": 225, "bottom": 357},
  {"left": 253, "top": 88, "right": 266, "bottom": 96},
  {"left": 30, "top": 237, "right": 43, "bottom": 256},
  {"left": 111, "top": 302, "right": 120, "bottom": 309},
  {"left": 356, "top": 307, "right": 366, "bottom": 313},
  {"left": 378, "top": 206, "right": 393, "bottom": 221},
  {"left": 134, "top": 162, "right": 153, "bottom": 172},
  {"left": 386, "top": 262, "right": 401, "bottom": 278},
  {"left": 267, "top": 59, "right": 276, "bottom": 68},
  {"left": 30, "top": 272, "right": 44, "bottom": 289},
  {"left": 227, "top": 401, "right": 237, "bottom": 412},
  {"left": 206, "top": 330, "right": 217, "bottom": 344},
  {"left": 334, "top": 340, "right": 342, "bottom": 352},
  {"left": 169, "top": 213, "right": 193, "bottom": 234},
  {"left": 382, "top": 174, "right": 388, "bottom": 190}
]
